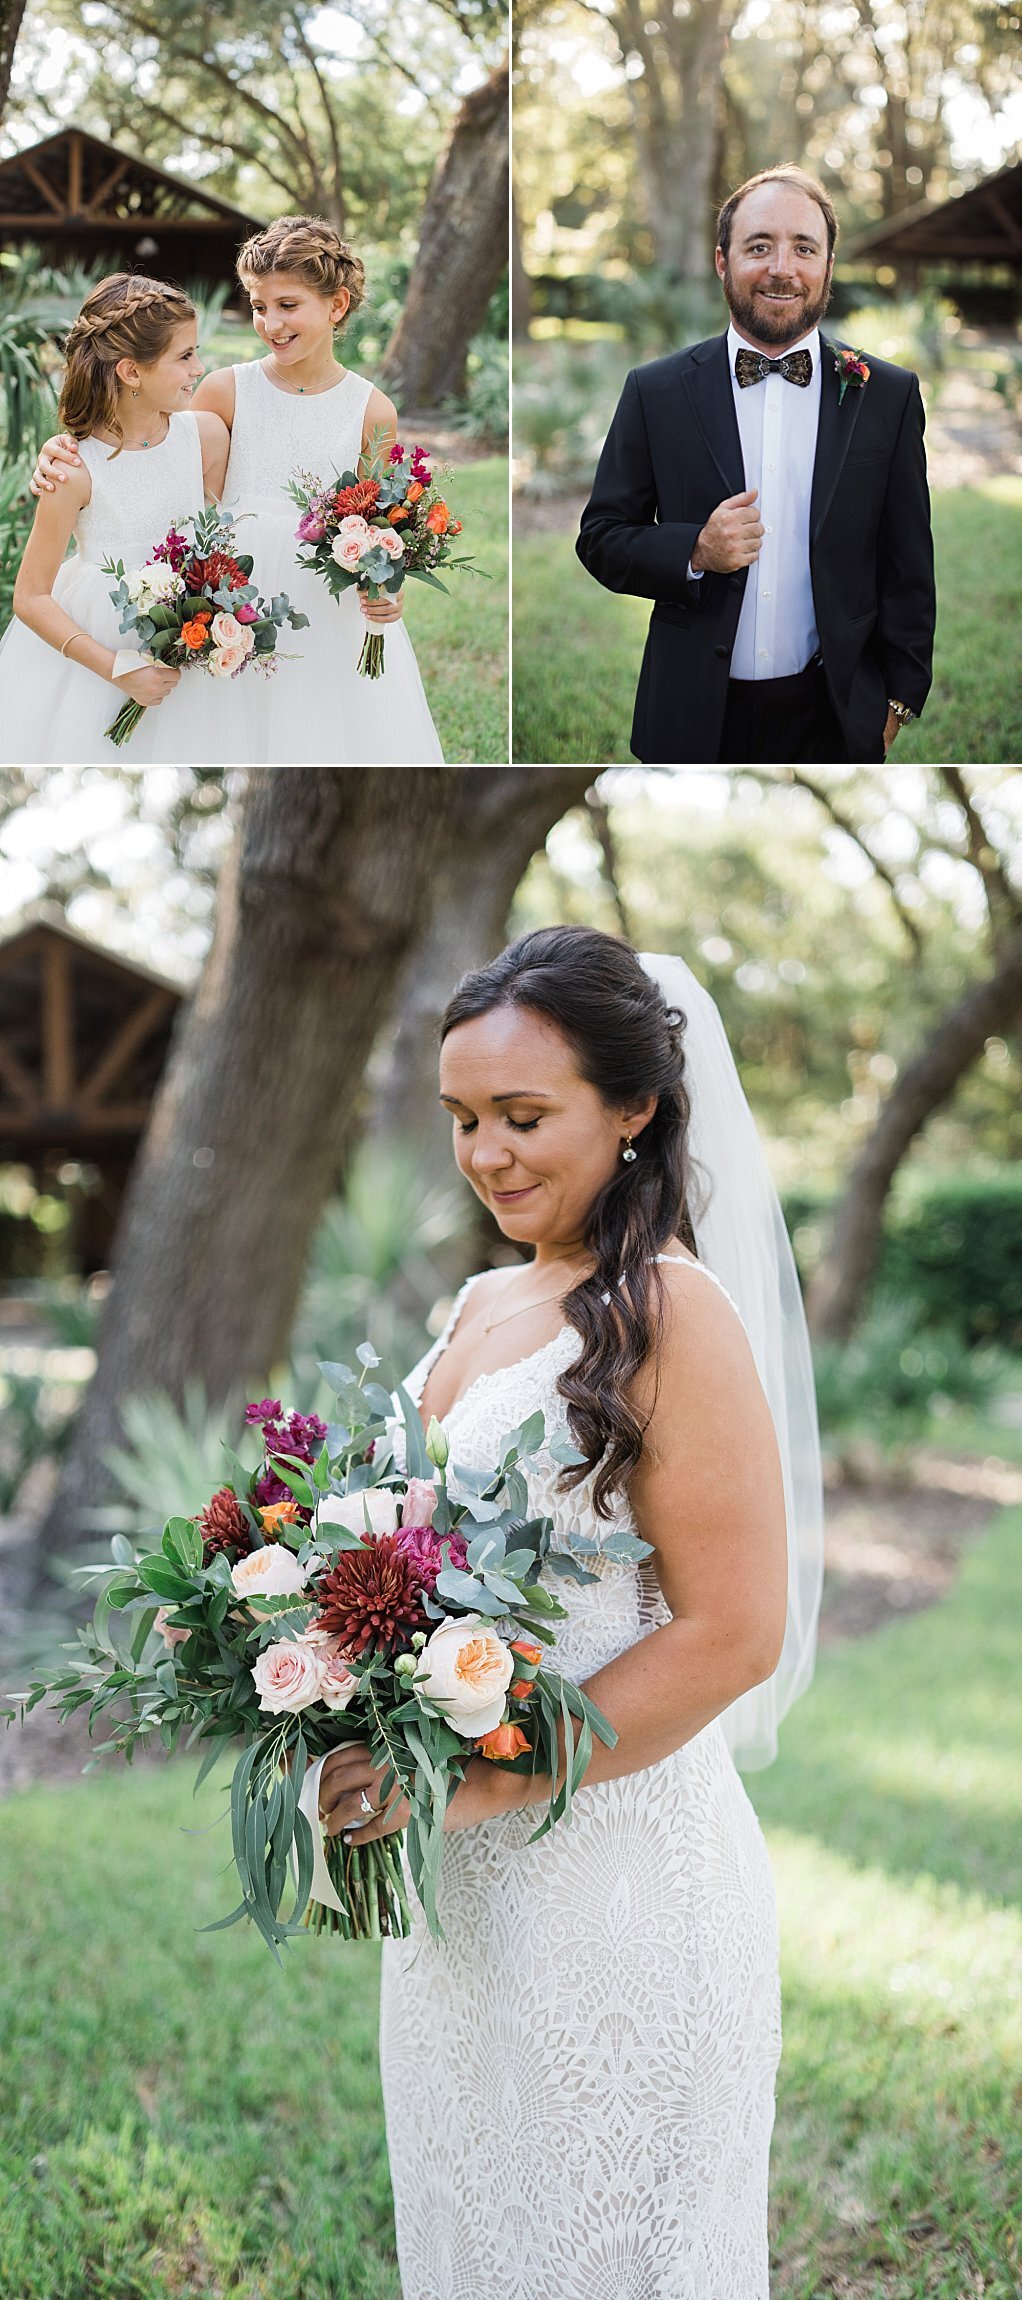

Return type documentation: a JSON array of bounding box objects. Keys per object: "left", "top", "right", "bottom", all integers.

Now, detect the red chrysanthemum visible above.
[
  {"left": 313, "top": 1535, "right": 426, "bottom": 1657},
  {"left": 333, "top": 479, "right": 380, "bottom": 518},
  {"left": 189, "top": 551, "right": 246, "bottom": 593},
  {"left": 197, "top": 1485, "right": 252, "bottom": 1562}
]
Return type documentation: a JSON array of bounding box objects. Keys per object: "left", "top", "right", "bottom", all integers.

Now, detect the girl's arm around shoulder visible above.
[
  {"left": 361, "top": 383, "right": 398, "bottom": 461},
  {"left": 193, "top": 409, "right": 231, "bottom": 502},
  {"left": 192, "top": 367, "right": 237, "bottom": 432}
]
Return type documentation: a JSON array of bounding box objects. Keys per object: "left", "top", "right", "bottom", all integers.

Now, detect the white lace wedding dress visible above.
[
  {"left": 380, "top": 1260, "right": 781, "bottom": 2300},
  {"left": 221, "top": 359, "right": 443, "bottom": 764},
  {"left": 0, "top": 412, "right": 248, "bottom": 765}
]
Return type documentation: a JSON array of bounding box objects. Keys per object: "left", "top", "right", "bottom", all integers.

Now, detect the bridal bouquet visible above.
[
  {"left": 13, "top": 1349, "right": 618, "bottom": 1961},
  {"left": 287, "top": 429, "right": 483, "bottom": 678},
  {"left": 103, "top": 505, "right": 309, "bottom": 747}
]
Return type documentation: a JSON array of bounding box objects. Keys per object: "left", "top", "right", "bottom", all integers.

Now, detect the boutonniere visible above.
[{"left": 835, "top": 347, "right": 870, "bottom": 406}]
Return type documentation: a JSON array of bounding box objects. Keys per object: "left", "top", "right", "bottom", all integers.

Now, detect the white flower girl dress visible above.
[
  {"left": 0, "top": 413, "right": 249, "bottom": 766},
  {"left": 221, "top": 360, "right": 443, "bottom": 765}
]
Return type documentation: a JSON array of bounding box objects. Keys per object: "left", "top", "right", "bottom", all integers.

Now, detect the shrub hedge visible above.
[{"left": 784, "top": 1169, "right": 1022, "bottom": 1349}]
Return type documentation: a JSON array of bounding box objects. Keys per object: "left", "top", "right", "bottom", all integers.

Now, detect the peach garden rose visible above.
[{"left": 417, "top": 1614, "right": 515, "bottom": 1738}]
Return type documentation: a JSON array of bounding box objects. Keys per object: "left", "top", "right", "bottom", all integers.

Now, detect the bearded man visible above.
[{"left": 576, "top": 165, "right": 936, "bottom": 765}]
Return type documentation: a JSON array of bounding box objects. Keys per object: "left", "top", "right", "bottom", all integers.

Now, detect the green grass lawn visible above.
[
  {"left": 512, "top": 476, "right": 1022, "bottom": 765},
  {"left": 403, "top": 455, "right": 508, "bottom": 765},
  {"left": 1, "top": 1506, "right": 1019, "bottom": 2298}
]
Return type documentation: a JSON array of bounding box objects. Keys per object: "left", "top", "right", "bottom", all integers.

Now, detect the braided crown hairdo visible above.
[
  {"left": 440, "top": 926, "right": 696, "bottom": 1516},
  {"left": 235, "top": 215, "right": 366, "bottom": 321},
  {"left": 59, "top": 274, "right": 197, "bottom": 454}
]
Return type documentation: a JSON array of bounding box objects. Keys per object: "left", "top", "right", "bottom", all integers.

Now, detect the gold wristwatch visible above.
[{"left": 887, "top": 698, "right": 917, "bottom": 725}]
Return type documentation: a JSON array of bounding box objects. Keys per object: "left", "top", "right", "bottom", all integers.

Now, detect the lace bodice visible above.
[
  {"left": 403, "top": 1258, "right": 739, "bottom": 1684},
  {"left": 222, "top": 360, "right": 375, "bottom": 504},
  {"left": 72, "top": 414, "right": 205, "bottom": 567}
]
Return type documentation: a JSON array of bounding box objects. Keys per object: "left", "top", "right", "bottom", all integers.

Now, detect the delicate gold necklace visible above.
[{"left": 482, "top": 1266, "right": 591, "bottom": 1335}]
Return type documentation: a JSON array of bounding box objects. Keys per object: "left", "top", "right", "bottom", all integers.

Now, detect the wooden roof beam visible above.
[
  {"left": 42, "top": 935, "right": 74, "bottom": 1105},
  {"left": 0, "top": 1032, "right": 38, "bottom": 1107},
  {"left": 18, "top": 156, "right": 65, "bottom": 215},
  {"left": 78, "top": 988, "right": 175, "bottom": 1110}
]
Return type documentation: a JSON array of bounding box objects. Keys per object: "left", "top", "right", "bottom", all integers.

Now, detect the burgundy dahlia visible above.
[
  {"left": 198, "top": 1486, "right": 252, "bottom": 1562},
  {"left": 313, "top": 1536, "right": 426, "bottom": 1658}
]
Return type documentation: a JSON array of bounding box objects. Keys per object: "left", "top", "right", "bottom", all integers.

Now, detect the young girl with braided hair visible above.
[
  {"left": 32, "top": 219, "right": 443, "bottom": 764},
  {"left": 1, "top": 272, "right": 234, "bottom": 764}
]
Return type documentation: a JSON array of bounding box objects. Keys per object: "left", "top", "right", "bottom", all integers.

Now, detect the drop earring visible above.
[{"left": 621, "top": 1134, "right": 638, "bottom": 1164}]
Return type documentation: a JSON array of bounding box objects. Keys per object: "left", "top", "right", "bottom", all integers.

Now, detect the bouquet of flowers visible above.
[
  {"left": 103, "top": 505, "right": 309, "bottom": 747},
  {"left": 287, "top": 429, "right": 484, "bottom": 679},
  {"left": 12, "top": 1348, "right": 627, "bottom": 1962}
]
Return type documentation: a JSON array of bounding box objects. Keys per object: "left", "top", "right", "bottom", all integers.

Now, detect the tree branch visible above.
[
  {"left": 937, "top": 767, "right": 1022, "bottom": 941},
  {"left": 746, "top": 769, "right": 923, "bottom": 956}
]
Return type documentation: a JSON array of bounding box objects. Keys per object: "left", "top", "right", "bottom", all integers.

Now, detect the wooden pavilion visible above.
[
  {"left": 0, "top": 126, "right": 264, "bottom": 289},
  {"left": 0, "top": 917, "right": 183, "bottom": 1269},
  {"left": 847, "top": 161, "right": 1022, "bottom": 294}
]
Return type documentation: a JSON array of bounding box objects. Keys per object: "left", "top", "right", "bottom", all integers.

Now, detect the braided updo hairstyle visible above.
[
  {"left": 235, "top": 216, "right": 366, "bottom": 322},
  {"left": 440, "top": 926, "right": 697, "bottom": 1516},
  {"left": 59, "top": 273, "right": 196, "bottom": 454}
]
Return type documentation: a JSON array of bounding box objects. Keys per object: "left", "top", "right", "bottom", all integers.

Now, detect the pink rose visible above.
[
  {"left": 154, "top": 1606, "right": 188, "bottom": 1651},
  {"left": 251, "top": 1640, "right": 323, "bottom": 1713},
  {"left": 401, "top": 1477, "right": 438, "bottom": 1531},
  {"left": 207, "top": 643, "right": 248, "bottom": 678},
  {"left": 234, "top": 601, "right": 259, "bottom": 622},
  {"left": 318, "top": 1651, "right": 359, "bottom": 1712},
  {"left": 368, "top": 524, "right": 404, "bottom": 561},
  {"left": 211, "top": 612, "right": 255, "bottom": 655},
  {"left": 337, "top": 514, "right": 370, "bottom": 536},
  {"left": 332, "top": 533, "right": 369, "bottom": 572},
  {"left": 296, "top": 511, "right": 326, "bottom": 544}
]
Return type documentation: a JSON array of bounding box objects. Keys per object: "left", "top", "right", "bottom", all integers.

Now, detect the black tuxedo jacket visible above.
[{"left": 575, "top": 333, "right": 936, "bottom": 764}]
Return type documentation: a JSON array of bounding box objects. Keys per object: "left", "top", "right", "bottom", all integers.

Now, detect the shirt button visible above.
[
  {"left": 758, "top": 649, "right": 768, "bottom": 660},
  {"left": 766, "top": 461, "right": 776, "bottom": 472},
  {"left": 763, "top": 589, "right": 772, "bottom": 599}
]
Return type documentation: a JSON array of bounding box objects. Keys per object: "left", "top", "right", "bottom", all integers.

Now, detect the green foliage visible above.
[
  {"left": 810, "top": 1291, "right": 1006, "bottom": 1441},
  {"left": 837, "top": 292, "right": 961, "bottom": 376},
  {"left": 787, "top": 1168, "right": 1022, "bottom": 1350},
  {"left": 0, "top": 1371, "right": 78, "bottom": 1516},
  {"left": 103, "top": 1384, "right": 257, "bottom": 1534},
  {"left": 454, "top": 332, "right": 509, "bottom": 445}
]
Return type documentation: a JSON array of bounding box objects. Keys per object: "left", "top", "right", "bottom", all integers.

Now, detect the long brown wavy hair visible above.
[
  {"left": 440, "top": 926, "right": 696, "bottom": 1516},
  {"left": 59, "top": 273, "right": 196, "bottom": 455}
]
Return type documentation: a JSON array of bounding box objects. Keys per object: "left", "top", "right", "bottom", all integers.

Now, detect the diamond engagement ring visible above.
[{"left": 359, "top": 1790, "right": 377, "bottom": 1817}]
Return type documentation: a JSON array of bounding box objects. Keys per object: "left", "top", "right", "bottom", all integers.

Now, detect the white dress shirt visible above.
[{"left": 693, "top": 324, "right": 822, "bottom": 681}]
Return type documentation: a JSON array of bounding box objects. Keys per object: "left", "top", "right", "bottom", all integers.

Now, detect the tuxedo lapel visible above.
[
  {"left": 680, "top": 336, "right": 745, "bottom": 496},
  {"left": 811, "top": 336, "right": 866, "bottom": 538}
]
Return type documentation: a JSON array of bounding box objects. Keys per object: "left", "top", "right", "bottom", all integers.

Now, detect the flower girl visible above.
[
  {"left": 32, "top": 220, "right": 445, "bottom": 766},
  {"left": 202, "top": 215, "right": 443, "bottom": 765},
  {"left": 0, "top": 274, "right": 232, "bottom": 765}
]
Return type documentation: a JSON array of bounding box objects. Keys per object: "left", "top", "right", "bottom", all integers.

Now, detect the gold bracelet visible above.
[{"left": 60, "top": 633, "right": 84, "bottom": 660}]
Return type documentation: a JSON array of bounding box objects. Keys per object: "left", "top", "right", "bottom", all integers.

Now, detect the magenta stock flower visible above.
[{"left": 245, "top": 1398, "right": 282, "bottom": 1426}]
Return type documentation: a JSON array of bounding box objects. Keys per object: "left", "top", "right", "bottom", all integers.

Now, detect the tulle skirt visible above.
[
  {"left": 0, "top": 555, "right": 270, "bottom": 767},
  {"left": 237, "top": 497, "right": 444, "bottom": 766}
]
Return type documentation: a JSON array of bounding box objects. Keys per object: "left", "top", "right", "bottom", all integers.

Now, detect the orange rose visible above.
[
  {"left": 181, "top": 617, "right": 210, "bottom": 650},
  {"left": 387, "top": 505, "right": 410, "bottom": 524},
  {"left": 450, "top": 519, "right": 463, "bottom": 535},
  {"left": 425, "top": 503, "right": 449, "bottom": 535},
  {"left": 478, "top": 1722, "right": 531, "bottom": 1762},
  {"left": 259, "top": 1501, "right": 304, "bottom": 1539},
  {"left": 510, "top": 1639, "right": 543, "bottom": 1664},
  {"left": 406, "top": 481, "right": 424, "bottom": 504},
  {"left": 509, "top": 1680, "right": 535, "bottom": 1701}
]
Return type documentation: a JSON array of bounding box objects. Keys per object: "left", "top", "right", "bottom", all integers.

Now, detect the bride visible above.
[{"left": 315, "top": 923, "right": 823, "bottom": 2298}]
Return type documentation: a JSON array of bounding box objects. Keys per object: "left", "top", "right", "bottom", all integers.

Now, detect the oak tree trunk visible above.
[
  {"left": 611, "top": 0, "right": 735, "bottom": 276},
  {"left": 38, "top": 768, "right": 458, "bottom": 1561},
  {"left": 382, "top": 59, "right": 509, "bottom": 406},
  {"left": 0, "top": 0, "right": 27, "bottom": 126},
  {"left": 809, "top": 925, "right": 1022, "bottom": 1340},
  {"left": 369, "top": 768, "right": 595, "bottom": 1199}
]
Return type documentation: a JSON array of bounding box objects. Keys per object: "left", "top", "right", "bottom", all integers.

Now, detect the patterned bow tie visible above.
[{"left": 735, "top": 347, "right": 813, "bottom": 389}]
